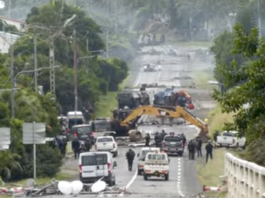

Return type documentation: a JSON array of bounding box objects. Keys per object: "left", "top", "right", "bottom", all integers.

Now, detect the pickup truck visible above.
[
  {"left": 143, "top": 152, "right": 169, "bottom": 181},
  {"left": 95, "top": 136, "right": 118, "bottom": 157},
  {"left": 215, "top": 131, "right": 246, "bottom": 148},
  {"left": 137, "top": 147, "right": 160, "bottom": 175}
]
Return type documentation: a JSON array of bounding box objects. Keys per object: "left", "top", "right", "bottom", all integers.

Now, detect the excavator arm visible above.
[
  {"left": 120, "top": 105, "right": 209, "bottom": 136},
  {"left": 120, "top": 106, "right": 182, "bottom": 126}
]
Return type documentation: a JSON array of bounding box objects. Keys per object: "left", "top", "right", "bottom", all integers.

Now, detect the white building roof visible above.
[{"left": 0, "top": 31, "right": 21, "bottom": 53}]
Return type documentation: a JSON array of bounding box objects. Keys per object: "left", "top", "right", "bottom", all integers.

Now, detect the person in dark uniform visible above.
[
  {"left": 213, "top": 130, "right": 220, "bottom": 142},
  {"left": 196, "top": 137, "right": 202, "bottom": 157},
  {"left": 181, "top": 133, "right": 186, "bottom": 147},
  {"left": 72, "top": 137, "right": 80, "bottom": 159},
  {"left": 61, "top": 138, "right": 67, "bottom": 156},
  {"left": 154, "top": 132, "right": 160, "bottom": 147},
  {"left": 205, "top": 140, "right": 214, "bottom": 163},
  {"left": 126, "top": 149, "right": 135, "bottom": 171},
  {"left": 188, "top": 140, "right": 196, "bottom": 160},
  {"left": 84, "top": 138, "right": 92, "bottom": 152},
  {"left": 145, "top": 134, "right": 150, "bottom": 147}
]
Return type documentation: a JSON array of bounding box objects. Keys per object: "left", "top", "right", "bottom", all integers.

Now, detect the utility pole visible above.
[
  {"left": 257, "top": 0, "right": 262, "bottom": 39},
  {"left": 106, "top": 29, "right": 109, "bottom": 58},
  {"left": 10, "top": 43, "right": 15, "bottom": 118},
  {"left": 49, "top": 39, "right": 55, "bottom": 96},
  {"left": 34, "top": 29, "right": 38, "bottom": 93},
  {"left": 86, "top": 38, "right": 89, "bottom": 53},
  {"left": 114, "top": 0, "right": 117, "bottom": 33},
  {"left": 74, "top": 29, "right": 78, "bottom": 111},
  {"left": 8, "top": 0, "right": 11, "bottom": 18}
]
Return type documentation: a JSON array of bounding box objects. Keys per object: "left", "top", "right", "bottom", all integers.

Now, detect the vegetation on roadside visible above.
[{"left": 210, "top": 0, "right": 265, "bottom": 166}]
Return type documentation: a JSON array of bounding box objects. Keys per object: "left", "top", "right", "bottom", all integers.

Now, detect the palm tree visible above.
[{"left": 0, "top": 151, "right": 22, "bottom": 180}]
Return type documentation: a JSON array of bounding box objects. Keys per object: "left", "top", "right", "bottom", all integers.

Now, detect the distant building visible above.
[
  {"left": 0, "top": 31, "right": 20, "bottom": 53},
  {"left": 0, "top": 16, "right": 26, "bottom": 32}
]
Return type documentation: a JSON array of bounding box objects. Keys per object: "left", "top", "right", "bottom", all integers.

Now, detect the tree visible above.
[
  {"left": 210, "top": 31, "right": 246, "bottom": 88},
  {"left": 10, "top": 1, "right": 129, "bottom": 114},
  {"left": 212, "top": 24, "right": 265, "bottom": 165},
  {"left": 0, "top": 151, "right": 22, "bottom": 179}
]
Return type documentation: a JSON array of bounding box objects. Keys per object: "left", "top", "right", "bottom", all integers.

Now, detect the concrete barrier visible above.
[{"left": 225, "top": 153, "right": 265, "bottom": 198}]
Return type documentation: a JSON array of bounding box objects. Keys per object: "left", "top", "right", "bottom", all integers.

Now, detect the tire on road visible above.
[
  {"left": 129, "top": 130, "right": 142, "bottom": 142},
  {"left": 144, "top": 174, "right": 148, "bottom": 180}
]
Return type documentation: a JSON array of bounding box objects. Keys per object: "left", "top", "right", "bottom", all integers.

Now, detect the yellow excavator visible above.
[{"left": 111, "top": 105, "right": 209, "bottom": 142}]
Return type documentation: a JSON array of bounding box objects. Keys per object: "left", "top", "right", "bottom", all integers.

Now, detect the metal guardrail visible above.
[{"left": 225, "top": 153, "right": 265, "bottom": 198}]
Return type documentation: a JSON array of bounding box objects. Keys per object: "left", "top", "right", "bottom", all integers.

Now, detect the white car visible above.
[
  {"left": 143, "top": 64, "right": 161, "bottom": 72},
  {"left": 95, "top": 136, "right": 118, "bottom": 157}
]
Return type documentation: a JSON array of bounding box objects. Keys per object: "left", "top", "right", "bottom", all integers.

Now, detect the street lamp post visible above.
[
  {"left": 74, "top": 55, "right": 95, "bottom": 112},
  {"left": 11, "top": 66, "right": 60, "bottom": 117},
  {"left": 10, "top": 43, "right": 15, "bottom": 118}
]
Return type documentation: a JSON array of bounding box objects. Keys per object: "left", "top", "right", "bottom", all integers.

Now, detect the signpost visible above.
[
  {"left": 23, "top": 122, "right": 46, "bottom": 179},
  {"left": 0, "top": 127, "right": 11, "bottom": 150}
]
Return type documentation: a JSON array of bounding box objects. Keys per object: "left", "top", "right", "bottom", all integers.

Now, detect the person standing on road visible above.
[
  {"left": 188, "top": 140, "right": 196, "bottom": 160},
  {"left": 196, "top": 137, "right": 202, "bottom": 157},
  {"left": 126, "top": 148, "right": 135, "bottom": 171},
  {"left": 145, "top": 133, "right": 150, "bottom": 147},
  {"left": 61, "top": 138, "right": 67, "bottom": 156},
  {"left": 181, "top": 133, "right": 186, "bottom": 147},
  {"left": 72, "top": 137, "right": 80, "bottom": 159},
  {"left": 155, "top": 132, "right": 160, "bottom": 147},
  {"left": 205, "top": 140, "right": 214, "bottom": 163}
]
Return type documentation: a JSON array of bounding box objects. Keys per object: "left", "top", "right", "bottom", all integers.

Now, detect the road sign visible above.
[
  {"left": 0, "top": 127, "right": 11, "bottom": 145},
  {"left": 22, "top": 122, "right": 46, "bottom": 179},
  {"left": 22, "top": 122, "right": 46, "bottom": 145}
]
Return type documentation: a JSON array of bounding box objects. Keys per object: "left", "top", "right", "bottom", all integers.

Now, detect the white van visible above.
[
  {"left": 67, "top": 111, "right": 85, "bottom": 129},
  {"left": 79, "top": 152, "right": 117, "bottom": 186}
]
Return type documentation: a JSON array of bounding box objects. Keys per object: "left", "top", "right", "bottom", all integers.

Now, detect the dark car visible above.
[
  {"left": 68, "top": 124, "right": 95, "bottom": 144},
  {"left": 162, "top": 134, "right": 184, "bottom": 156}
]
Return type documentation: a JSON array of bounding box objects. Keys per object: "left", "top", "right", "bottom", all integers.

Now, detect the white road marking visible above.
[
  {"left": 177, "top": 158, "right": 184, "bottom": 197},
  {"left": 124, "top": 168, "right": 138, "bottom": 191}
]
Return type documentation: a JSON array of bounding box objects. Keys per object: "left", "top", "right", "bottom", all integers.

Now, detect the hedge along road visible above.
[{"left": 58, "top": 44, "right": 203, "bottom": 198}]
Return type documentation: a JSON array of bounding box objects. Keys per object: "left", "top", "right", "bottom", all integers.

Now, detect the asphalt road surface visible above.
[{"left": 44, "top": 44, "right": 213, "bottom": 198}]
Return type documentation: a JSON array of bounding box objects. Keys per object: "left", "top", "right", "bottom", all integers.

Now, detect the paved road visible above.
[{"left": 56, "top": 45, "right": 213, "bottom": 198}]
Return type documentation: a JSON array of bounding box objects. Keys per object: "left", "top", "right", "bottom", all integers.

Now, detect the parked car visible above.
[
  {"left": 95, "top": 136, "right": 118, "bottom": 157},
  {"left": 79, "top": 151, "right": 117, "bottom": 186},
  {"left": 215, "top": 131, "right": 246, "bottom": 148}
]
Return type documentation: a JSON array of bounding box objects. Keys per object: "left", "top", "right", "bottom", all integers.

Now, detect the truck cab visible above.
[
  {"left": 215, "top": 131, "right": 246, "bottom": 148},
  {"left": 143, "top": 152, "right": 169, "bottom": 181}
]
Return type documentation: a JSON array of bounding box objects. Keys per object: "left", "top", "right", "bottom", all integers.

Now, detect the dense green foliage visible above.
[
  {"left": 212, "top": 24, "right": 265, "bottom": 165},
  {"left": 13, "top": 1, "right": 129, "bottom": 114},
  {"left": 206, "top": 0, "right": 265, "bottom": 165},
  {"left": 0, "top": 1, "right": 129, "bottom": 181}
]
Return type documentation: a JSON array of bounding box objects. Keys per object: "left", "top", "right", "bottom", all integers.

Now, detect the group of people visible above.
[
  {"left": 71, "top": 137, "right": 92, "bottom": 159},
  {"left": 187, "top": 137, "right": 214, "bottom": 163}
]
